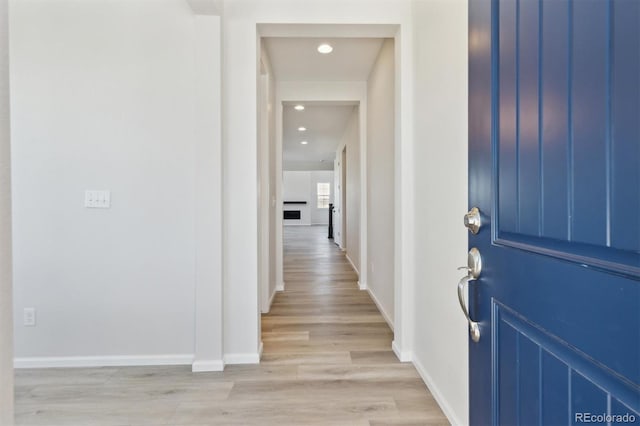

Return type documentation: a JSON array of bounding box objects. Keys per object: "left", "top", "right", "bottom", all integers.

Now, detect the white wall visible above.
[
  {"left": 258, "top": 42, "right": 277, "bottom": 314},
  {"left": 336, "top": 108, "right": 360, "bottom": 275},
  {"left": 267, "top": 64, "right": 278, "bottom": 304},
  {"left": 258, "top": 64, "right": 268, "bottom": 312},
  {"left": 193, "top": 14, "right": 223, "bottom": 372},
  {"left": 366, "top": 39, "right": 395, "bottom": 328},
  {"left": 10, "top": 0, "right": 222, "bottom": 367},
  {"left": 411, "top": 1, "right": 469, "bottom": 425},
  {"left": 0, "top": 0, "right": 13, "bottom": 420},
  {"left": 283, "top": 171, "right": 334, "bottom": 226},
  {"left": 333, "top": 154, "right": 343, "bottom": 247}
]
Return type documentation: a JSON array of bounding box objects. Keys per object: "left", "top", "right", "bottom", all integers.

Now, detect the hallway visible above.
[
  {"left": 260, "top": 225, "right": 448, "bottom": 425},
  {"left": 264, "top": 225, "right": 393, "bottom": 358},
  {"left": 14, "top": 226, "right": 448, "bottom": 426}
]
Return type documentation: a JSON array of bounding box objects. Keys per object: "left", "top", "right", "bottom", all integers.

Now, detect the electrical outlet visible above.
[
  {"left": 23, "top": 308, "right": 36, "bottom": 327},
  {"left": 84, "top": 190, "right": 111, "bottom": 209}
]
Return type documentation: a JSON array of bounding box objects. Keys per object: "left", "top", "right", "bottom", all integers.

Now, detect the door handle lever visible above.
[
  {"left": 458, "top": 273, "right": 480, "bottom": 342},
  {"left": 457, "top": 248, "right": 482, "bottom": 342}
]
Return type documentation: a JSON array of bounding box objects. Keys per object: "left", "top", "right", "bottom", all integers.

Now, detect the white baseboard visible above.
[
  {"left": 367, "top": 287, "right": 394, "bottom": 331},
  {"left": 262, "top": 288, "right": 278, "bottom": 314},
  {"left": 191, "top": 359, "right": 225, "bottom": 372},
  {"left": 268, "top": 289, "right": 277, "bottom": 310},
  {"left": 358, "top": 280, "right": 367, "bottom": 290},
  {"left": 223, "top": 351, "right": 260, "bottom": 365},
  {"left": 14, "top": 354, "right": 194, "bottom": 369},
  {"left": 276, "top": 282, "right": 285, "bottom": 292},
  {"left": 391, "top": 340, "right": 412, "bottom": 362},
  {"left": 345, "top": 253, "right": 359, "bottom": 275},
  {"left": 412, "top": 355, "right": 465, "bottom": 426}
]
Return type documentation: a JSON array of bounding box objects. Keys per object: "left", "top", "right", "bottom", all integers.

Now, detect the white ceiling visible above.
[
  {"left": 283, "top": 104, "right": 356, "bottom": 171},
  {"left": 265, "top": 37, "right": 385, "bottom": 171},
  {"left": 263, "top": 37, "right": 385, "bottom": 82}
]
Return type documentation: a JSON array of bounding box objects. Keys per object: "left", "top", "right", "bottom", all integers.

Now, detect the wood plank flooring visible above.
[{"left": 14, "top": 226, "right": 448, "bottom": 426}]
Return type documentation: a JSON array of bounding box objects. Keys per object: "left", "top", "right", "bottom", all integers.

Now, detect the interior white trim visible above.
[
  {"left": 186, "top": 0, "right": 223, "bottom": 16},
  {"left": 262, "top": 288, "right": 277, "bottom": 314},
  {"left": 276, "top": 282, "right": 285, "bottom": 292},
  {"left": 223, "top": 352, "right": 261, "bottom": 365},
  {"left": 391, "top": 340, "right": 412, "bottom": 363},
  {"left": 345, "top": 253, "right": 360, "bottom": 276},
  {"left": 192, "top": 359, "right": 225, "bottom": 372},
  {"left": 258, "top": 23, "right": 399, "bottom": 39},
  {"left": 14, "top": 354, "right": 194, "bottom": 369},
  {"left": 367, "top": 287, "right": 394, "bottom": 330},
  {"left": 413, "top": 355, "right": 465, "bottom": 426}
]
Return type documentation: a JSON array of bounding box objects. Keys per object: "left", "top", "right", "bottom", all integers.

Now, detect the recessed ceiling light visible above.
[
  {"left": 294, "top": 105, "right": 305, "bottom": 111},
  {"left": 300, "top": 141, "right": 308, "bottom": 145},
  {"left": 298, "top": 127, "right": 307, "bottom": 132},
  {"left": 317, "top": 43, "right": 333, "bottom": 54}
]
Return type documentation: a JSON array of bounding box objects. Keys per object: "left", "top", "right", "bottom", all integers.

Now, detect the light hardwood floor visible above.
[{"left": 14, "top": 225, "right": 448, "bottom": 426}]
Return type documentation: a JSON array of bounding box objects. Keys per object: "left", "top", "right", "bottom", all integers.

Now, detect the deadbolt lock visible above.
[{"left": 464, "top": 207, "right": 482, "bottom": 234}]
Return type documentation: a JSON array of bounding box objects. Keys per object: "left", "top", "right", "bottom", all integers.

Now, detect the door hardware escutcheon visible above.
[
  {"left": 467, "top": 247, "right": 482, "bottom": 278},
  {"left": 464, "top": 207, "right": 482, "bottom": 234},
  {"left": 457, "top": 248, "right": 482, "bottom": 342}
]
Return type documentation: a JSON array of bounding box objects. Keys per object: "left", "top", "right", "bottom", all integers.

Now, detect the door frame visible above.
[
  {"left": 274, "top": 94, "right": 365, "bottom": 295},
  {"left": 258, "top": 60, "right": 271, "bottom": 314},
  {"left": 256, "top": 23, "right": 414, "bottom": 360},
  {"left": 341, "top": 145, "right": 347, "bottom": 249}
]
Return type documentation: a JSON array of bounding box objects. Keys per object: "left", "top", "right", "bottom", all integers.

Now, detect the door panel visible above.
[
  {"left": 572, "top": 0, "right": 609, "bottom": 247},
  {"left": 469, "top": 0, "right": 640, "bottom": 424},
  {"left": 611, "top": 1, "right": 640, "bottom": 253},
  {"left": 540, "top": 0, "right": 570, "bottom": 242},
  {"left": 494, "top": 303, "right": 639, "bottom": 425}
]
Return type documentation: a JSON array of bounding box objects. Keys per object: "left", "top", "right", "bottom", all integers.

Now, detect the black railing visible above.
[{"left": 328, "top": 203, "right": 334, "bottom": 239}]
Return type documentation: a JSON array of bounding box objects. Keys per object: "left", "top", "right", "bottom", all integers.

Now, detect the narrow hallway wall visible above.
[
  {"left": 411, "top": 1, "right": 469, "bottom": 424},
  {"left": 0, "top": 0, "right": 13, "bottom": 420},
  {"left": 338, "top": 108, "right": 361, "bottom": 275},
  {"left": 366, "top": 39, "right": 395, "bottom": 326}
]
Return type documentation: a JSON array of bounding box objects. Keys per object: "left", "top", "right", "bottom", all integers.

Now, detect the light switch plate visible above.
[
  {"left": 23, "top": 308, "right": 36, "bottom": 327},
  {"left": 85, "top": 190, "right": 111, "bottom": 208}
]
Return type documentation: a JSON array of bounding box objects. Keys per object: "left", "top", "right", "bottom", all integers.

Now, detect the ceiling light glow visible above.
[
  {"left": 294, "top": 105, "right": 305, "bottom": 111},
  {"left": 298, "top": 127, "right": 307, "bottom": 132},
  {"left": 317, "top": 43, "right": 333, "bottom": 54},
  {"left": 300, "top": 141, "right": 308, "bottom": 145}
]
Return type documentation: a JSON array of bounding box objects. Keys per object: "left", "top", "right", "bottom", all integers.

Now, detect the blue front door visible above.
[{"left": 468, "top": 0, "right": 639, "bottom": 424}]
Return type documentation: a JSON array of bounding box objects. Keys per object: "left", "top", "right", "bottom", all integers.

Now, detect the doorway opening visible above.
[{"left": 256, "top": 29, "right": 398, "bottom": 360}]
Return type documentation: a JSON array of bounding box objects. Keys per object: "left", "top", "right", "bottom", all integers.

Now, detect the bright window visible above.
[{"left": 317, "top": 183, "right": 331, "bottom": 209}]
